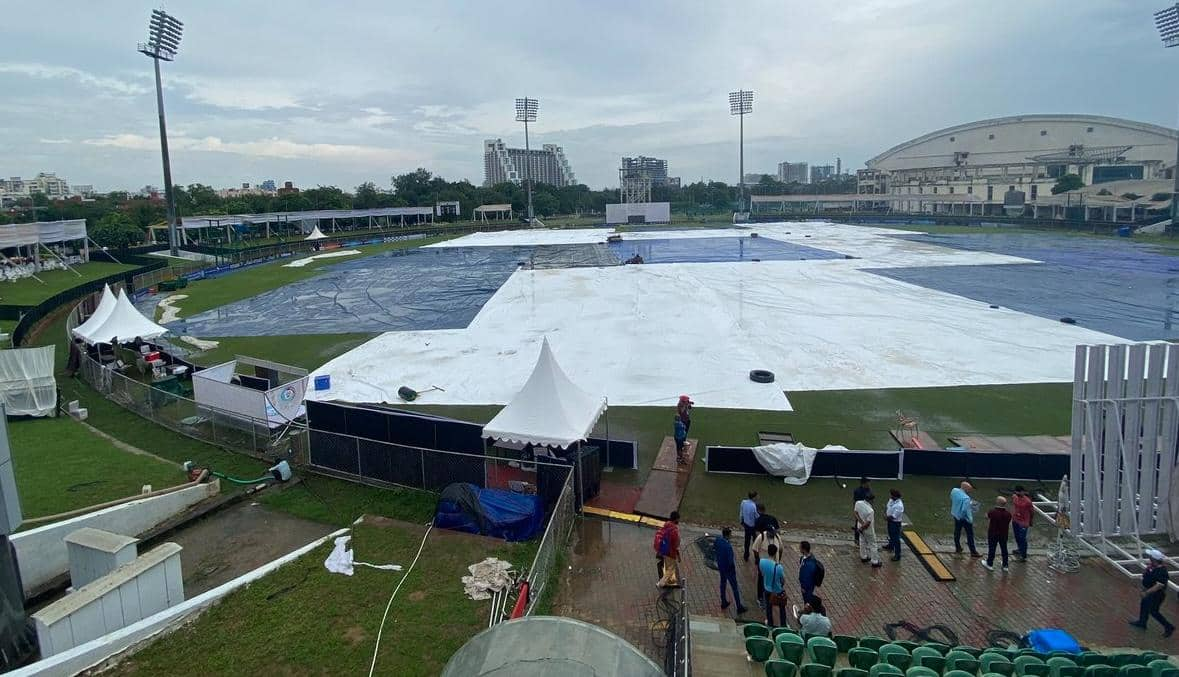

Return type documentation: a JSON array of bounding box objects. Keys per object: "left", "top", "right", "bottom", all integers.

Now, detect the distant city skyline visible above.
[{"left": 0, "top": 1, "right": 1176, "bottom": 191}]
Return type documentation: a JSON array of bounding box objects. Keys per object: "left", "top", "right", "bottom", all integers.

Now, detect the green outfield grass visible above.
[
  {"left": 186, "top": 333, "right": 378, "bottom": 371},
  {"left": 0, "top": 261, "right": 134, "bottom": 306}
]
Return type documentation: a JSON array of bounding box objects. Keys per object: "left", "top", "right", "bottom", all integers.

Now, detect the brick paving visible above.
[{"left": 550, "top": 518, "right": 1175, "bottom": 664}]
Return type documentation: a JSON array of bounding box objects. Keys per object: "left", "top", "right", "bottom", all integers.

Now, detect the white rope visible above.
[{"left": 368, "top": 522, "right": 433, "bottom": 677}]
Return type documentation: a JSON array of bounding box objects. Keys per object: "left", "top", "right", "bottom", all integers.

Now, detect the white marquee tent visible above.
[
  {"left": 0, "top": 219, "right": 87, "bottom": 249},
  {"left": 0, "top": 345, "right": 56, "bottom": 417},
  {"left": 304, "top": 225, "right": 327, "bottom": 241},
  {"left": 70, "top": 285, "right": 118, "bottom": 341},
  {"left": 481, "top": 338, "right": 607, "bottom": 448},
  {"left": 72, "top": 289, "right": 168, "bottom": 345}
]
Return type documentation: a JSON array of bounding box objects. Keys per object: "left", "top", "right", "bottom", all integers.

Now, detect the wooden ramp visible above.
[
  {"left": 890, "top": 430, "right": 942, "bottom": 450},
  {"left": 950, "top": 435, "right": 1071, "bottom": 453},
  {"left": 903, "top": 529, "right": 956, "bottom": 582},
  {"left": 634, "top": 436, "right": 697, "bottom": 519}
]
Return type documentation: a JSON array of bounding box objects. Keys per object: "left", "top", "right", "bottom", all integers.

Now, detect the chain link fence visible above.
[
  {"left": 131, "top": 260, "right": 208, "bottom": 292},
  {"left": 525, "top": 470, "right": 577, "bottom": 615}
]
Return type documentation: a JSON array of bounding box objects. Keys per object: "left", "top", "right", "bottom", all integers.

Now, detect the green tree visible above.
[
  {"left": 91, "top": 212, "right": 144, "bottom": 250},
  {"left": 1051, "top": 174, "right": 1084, "bottom": 195},
  {"left": 354, "top": 182, "right": 381, "bottom": 209}
]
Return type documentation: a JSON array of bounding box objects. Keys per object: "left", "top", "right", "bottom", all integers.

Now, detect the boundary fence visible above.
[
  {"left": 663, "top": 586, "right": 691, "bottom": 676},
  {"left": 524, "top": 471, "right": 577, "bottom": 615}
]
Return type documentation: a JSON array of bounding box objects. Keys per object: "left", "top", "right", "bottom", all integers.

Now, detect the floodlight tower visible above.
[
  {"left": 515, "top": 97, "right": 539, "bottom": 223},
  {"left": 729, "top": 89, "right": 754, "bottom": 212},
  {"left": 1157, "top": 4, "right": 1179, "bottom": 226},
  {"left": 138, "top": 8, "right": 184, "bottom": 256}
]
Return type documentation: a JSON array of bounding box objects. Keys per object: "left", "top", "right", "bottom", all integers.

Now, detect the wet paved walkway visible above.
[{"left": 551, "top": 518, "right": 1175, "bottom": 664}]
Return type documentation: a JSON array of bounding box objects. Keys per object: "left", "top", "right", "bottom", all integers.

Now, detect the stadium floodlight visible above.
[
  {"left": 1156, "top": 4, "right": 1179, "bottom": 224},
  {"left": 138, "top": 8, "right": 185, "bottom": 256},
  {"left": 729, "top": 90, "right": 754, "bottom": 212},
  {"left": 515, "top": 97, "right": 539, "bottom": 222}
]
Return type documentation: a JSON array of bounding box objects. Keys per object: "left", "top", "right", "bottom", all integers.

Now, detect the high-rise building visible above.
[
  {"left": 621, "top": 156, "right": 675, "bottom": 186},
  {"left": 777, "top": 161, "right": 809, "bottom": 184},
  {"left": 483, "top": 139, "right": 577, "bottom": 187},
  {"left": 810, "top": 165, "right": 835, "bottom": 182},
  {"left": 260, "top": 179, "right": 277, "bottom": 192}
]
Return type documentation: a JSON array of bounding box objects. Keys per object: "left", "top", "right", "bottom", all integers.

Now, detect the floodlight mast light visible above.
[
  {"left": 515, "top": 97, "right": 539, "bottom": 222},
  {"left": 1156, "top": 4, "right": 1179, "bottom": 225},
  {"left": 729, "top": 89, "right": 754, "bottom": 212},
  {"left": 138, "top": 8, "right": 184, "bottom": 256}
]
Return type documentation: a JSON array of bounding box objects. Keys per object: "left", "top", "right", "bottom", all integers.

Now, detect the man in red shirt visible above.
[
  {"left": 982, "top": 496, "right": 1012, "bottom": 572},
  {"left": 656, "top": 511, "right": 682, "bottom": 588},
  {"left": 1011, "top": 485, "right": 1034, "bottom": 562}
]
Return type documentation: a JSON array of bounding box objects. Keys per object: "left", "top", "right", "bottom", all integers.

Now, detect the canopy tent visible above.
[
  {"left": 72, "top": 289, "right": 168, "bottom": 345},
  {"left": 473, "top": 204, "right": 514, "bottom": 223},
  {"left": 482, "top": 338, "right": 607, "bottom": 449},
  {"left": 70, "top": 285, "right": 118, "bottom": 342},
  {"left": 0, "top": 346, "right": 56, "bottom": 417},
  {"left": 0, "top": 219, "right": 87, "bottom": 248},
  {"left": 304, "top": 225, "right": 327, "bottom": 241}
]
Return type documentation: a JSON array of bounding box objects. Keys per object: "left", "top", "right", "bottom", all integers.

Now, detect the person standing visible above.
[
  {"left": 754, "top": 503, "right": 780, "bottom": 535},
  {"left": 655, "top": 511, "right": 682, "bottom": 588},
  {"left": 752, "top": 526, "right": 784, "bottom": 607},
  {"left": 798, "top": 540, "right": 824, "bottom": 605},
  {"left": 883, "top": 489, "right": 905, "bottom": 562},
  {"left": 1129, "top": 549, "right": 1175, "bottom": 637},
  {"left": 673, "top": 416, "right": 688, "bottom": 464},
  {"left": 714, "top": 527, "right": 748, "bottom": 614},
  {"left": 853, "top": 477, "right": 873, "bottom": 544},
  {"left": 740, "top": 491, "right": 759, "bottom": 562},
  {"left": 982, "top": 496, "right": 1012, "bottom": 572},
  {"left": 759, "top": 543, "right": 788, "bottom": 628},
  {"left": 854, "top": 495, "right": 882, "bottom": 567},
  {"left": 950, "top": 481, "right": 981, "bottom": 557},
  {"left": 1011, "top": 485, "right": 1034, "bottom": 562},
  {"left": 677, "top": 395, "right": 694, "bottom": 434}
]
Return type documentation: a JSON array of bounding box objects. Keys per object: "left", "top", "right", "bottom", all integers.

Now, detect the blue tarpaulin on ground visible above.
[{"left": 434, "top": 483, "right": 544, "bottom": 542}]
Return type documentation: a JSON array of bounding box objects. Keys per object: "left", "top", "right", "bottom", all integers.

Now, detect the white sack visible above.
[{"left": 751, "top": 442, "right": 817, "bottom": 486}]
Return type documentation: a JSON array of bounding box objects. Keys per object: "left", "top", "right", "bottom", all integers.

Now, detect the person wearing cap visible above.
[
  {"left": 950, "top": 481, "right": 982, "bottom": 557},
  {"left": 677, "top": 395, "right": 693, "bottom": 433},
  {"left": 1130, "top": 550, "right": 1175, "bottom": 637},
  {"left": 981, "top": 496, "right": 1012, "bottom": 572}
]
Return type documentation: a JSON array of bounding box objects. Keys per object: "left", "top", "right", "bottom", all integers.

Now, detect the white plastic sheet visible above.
[
  {"left": 0, "top": 219, "right": 86, "bottom": 247},
  {"left": 751, "top": 442, "right": 817, "bottom": 485},
  {"left": 462, "top": 557, "right": 514, "bottom": 600},
  {"left": 324, "top": 535, "right": 402, "bottom": 576},
  {"left": 0, "top": 346, "right": 57, "bottom": 417}
]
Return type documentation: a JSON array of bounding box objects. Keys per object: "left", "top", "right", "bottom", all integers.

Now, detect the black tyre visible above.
[{"left": 749, "top": 369, "right": 775, "bottom": 384}]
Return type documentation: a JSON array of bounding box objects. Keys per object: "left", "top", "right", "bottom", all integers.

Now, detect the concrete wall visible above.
[
  {"left": 12, "top": 481, "right": 218, "bottom": 598},
  {"left": 11, "top": 528, "right": 347, "bottom": 677},
  {"left": 32, "top": 543, "right": 184, "bottom": 658}
]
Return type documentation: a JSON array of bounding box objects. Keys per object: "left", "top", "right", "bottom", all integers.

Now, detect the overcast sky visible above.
[{"left": 0, "top": 0, "right": 1174, "bottom": 192}]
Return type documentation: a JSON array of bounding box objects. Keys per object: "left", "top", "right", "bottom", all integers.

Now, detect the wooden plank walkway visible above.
[
  {"left": 950, "top": 434, "right": 1071, "bottom": 454},
  {"left": 890, "top": 430, "right": 942, "bottom": 450},
  {"left": 634, "top": 436, "right": 697, "bottom": 519}
]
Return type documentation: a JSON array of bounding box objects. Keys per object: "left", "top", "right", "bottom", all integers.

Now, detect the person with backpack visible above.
[
  {"left": 798, "top": 540, "right": 825, "bottom": 605},
  {"left": 673, "top": 416, "right": 688, "bottom": 464},
  {"left": 759, "top": 543, "right": 788, "bottom": 627},
  {"left": 714, "top": 527, "right": 747, "bottom": 615},
  {"left": 655, "top": 511, "right": 682, "bottom": 588}
]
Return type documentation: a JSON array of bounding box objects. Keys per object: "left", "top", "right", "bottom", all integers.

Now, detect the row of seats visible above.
[{"left": 742, "top": 626, "right": 1176, "bottom": 677}]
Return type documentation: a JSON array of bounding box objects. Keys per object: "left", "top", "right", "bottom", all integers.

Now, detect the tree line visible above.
[{"left": 0, "top": 168, "right": 858, "bottom": 248}]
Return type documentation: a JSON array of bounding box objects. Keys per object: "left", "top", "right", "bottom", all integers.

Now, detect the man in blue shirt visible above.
[
  {"left": 739, "top": 491, "right": 759, "bottom": 561},
  {"left": 950, "top": 481, "right": 981, "bottom": 557},
  {"left": 798, "top": 540, "right": 820, "bottom": 605},
  {"left": 759, "top": 543, "right": 787, "bottom": 627},
  {"left": 714, "top": 527, "right": 747, "bottom": 615}
]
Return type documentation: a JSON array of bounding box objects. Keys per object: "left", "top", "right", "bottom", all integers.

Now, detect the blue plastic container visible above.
[{"left": 313, "top": 374, "right": 331, "bottom": 391}]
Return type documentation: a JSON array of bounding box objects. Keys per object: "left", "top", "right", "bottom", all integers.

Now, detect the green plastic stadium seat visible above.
[
  {"left": 1121, "top": 667, "right": 1152, "bottom": 677},
  {"left": 894, "top": 641, "right": 920, "bottom": 653},
  {"left": 802, "top": 664, "right": 833, "bottom": 677},
  {"left": 808, "top": 636, "right": 839, "bottom": 668},
  {"left": 767, "top": 659, "right": 800, "bottom": 677},
  {"left": 870, "top": 664, "right": 904, "bottom": 677},
  {"left": 981, "top": 653, "right": 1015, "bottom": 677},
  {"left": 1078, "top": 655, "right": 1106, "bottom": 669},
  {"left": 905, "top": 667, "right": 940, "bottom": 677},
  {"left": 748, "top": 637, "right": 776, "bottom": 662},
  {"left": 1110, "top": 656, "right": 1139, "bottom": 669},
  {"left": 1149, "top": 660, "right": 1179, "bottom": 677},
  {"left": 744, "top": 623, "right": 771, "bottom": 639},
  {"left": 946, "top": 650, "right": 981, "bottom": 676},
  {"left": 849, "top": 648, "right": 879, "bottom": 671},
  {"left": 1083, "top": 665, "right": 1118, "bottom": 677},
  {"left": 773, "top": 627, "right": 801, "bottom": 641},
  {"left": 924, "top": 644, "right": 951, "bottom": 655},
  {"left": 1015, "top": 657, "right": 1050, "bottom": 677},
  {"left": 954, "top": 647, "right": 984, "bottom": 658},
  {"left": 777, "top": 633, "right": 806, "bottom": 664},
  {"left": 839, "top": 670, "right": 869, "bottom": 677},
  {"left": 879, "top": 644, "right": 912, "bottom": 670},
  {"left": 860, "top": 637, "right": 889, "bottom": 651},
  {"left": 1047, "top": 657, "right": 1083, "bottom": 677},
  {"left": 834, "top": 635, "right": 860, "bottom": 654},
  {"left": 947, "top": 670, "right": 977, "bottom": 677}
]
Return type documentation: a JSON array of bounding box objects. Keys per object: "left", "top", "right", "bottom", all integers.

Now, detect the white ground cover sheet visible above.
[{"left": 308, "top": 222, "right": 1120, "bottom": 411}]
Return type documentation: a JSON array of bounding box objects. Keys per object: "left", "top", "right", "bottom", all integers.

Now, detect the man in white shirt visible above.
[
  {"left": 883, "top": 489, "right": 905, "bottom": 562},
  {"left": 751, "top": 527, "right": 783, "bottom": 607},
  {"left": 854, "top": 496, "right": 881, "bottom": 567}
]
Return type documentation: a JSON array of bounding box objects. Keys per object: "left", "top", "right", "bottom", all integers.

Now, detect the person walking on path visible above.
[
  {"left": 714, "top": 527, "right": 747, "bottom": 615},
  {"left": 854, "top": 495, "right": 882, "bottom": 567},
  {"left": 852, "top": 477, "right": 873, "bottom": 545},
  {"left": 1011, "top": 485, "right": 1034, "bottom": 561},
  {"left": 655, "top": 511, "right": 682, "bottom": 588},
  {"left": 981, "top": 496, "right": 1012, "bottom": 571},
  {"left": 677, "top": 394, "right": 693, "bottom": 434},
  {"left": 951, "top": 481, "right": 982, "bottom": 557},
  {"left": 883, "top": 489, "right": 905, "bottom": 562},
  {"left": 798, "top": 540, "right": 824, "bottom": 605},
  {"left": 673, "top": 416, "right": 688, "bottom": 464},
  {"left": 1129, "top": 549, "right": 1175, "bottom": 637},
  {"left": 740, "top": 492, "right": 759, "bottom": 562},
  {"left": 752, "top": 526, "right": 784, "bottom": 607},
  {"left": 759, "top": 543, "right": 788, "bottom": 628}
]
